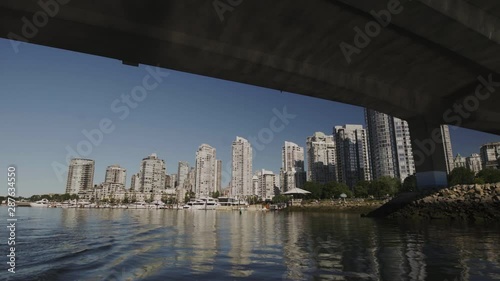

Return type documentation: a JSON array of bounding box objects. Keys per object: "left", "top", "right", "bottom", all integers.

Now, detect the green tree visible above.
[
  {"left": 123, "top": 196, "right": 129, "bottom": 204},
  {"left": 476, "top": 169, "right": 500, "bottom": 183},
  {"left": 324, "top": 182, "right": 352, "bottom": 198},
  {"left": 61, "top": 193, "right": 71, "bottom": 201},
  {"left": 354, "top": 180, "right": 370, "bottom": 198},
  {"left": 369, "top": 176, "right": 400, "bottom": 198},
  {"left": 272, "top": 195, "right": 289, "bottom": 203},
  {"left": 401, "top": 175, "right": 417, "bottom": 193},
  {"left": 303, "top": 181, "right": 322, "bottom": 199},
  {"left": 212, "top": 191, "right": 220, "bottom": 198},
  {"left": 448, "top": 167, "right": 475, "bottom": 186}
]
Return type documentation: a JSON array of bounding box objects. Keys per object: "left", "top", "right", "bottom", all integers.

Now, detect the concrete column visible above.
[{"left": 407, "top": 118, "right": 448, "bottom": 189}]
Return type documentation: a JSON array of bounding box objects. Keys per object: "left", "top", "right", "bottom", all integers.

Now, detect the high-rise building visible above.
[
  {"left": 453, "top": 154, "right": 466, "bottom": 169},
  {"left": 441, "top": 125, "right": 454, "bottom": 173},
  {"left": 280, "top": 141, "right": 306, "bottom": 192},
  {"left": 393, "top": 118, "right": 415, "bottom": 181},
  {"left": 65, "top": 158, "right": 95, "bottom": 194},
  {"left": 216, "top": 159, "right": 222, "bottom": 193},
  {"left": 139, "top": 153, "right": 166, "bottom": 193},
  {"left": 231, "top": 137, "right": 253, "bottom": 198},
  {"left": 130, "top": 173, "right": 140, "bottom": 190},
  {"left": 252, "top": 175, "right": 259, "bottom": 197},
  {"left": 466, "top": 153, "right": 482, "bottom": 174},
  {"left": 185, "top": 167, "right": 196, "bottom": 190},
  {"left": 169, "top": 174, "right": 178, "bottom": 189},
  {"left": 195, "top": 144, "right": 217, "bottom": 197},
  {"left": 255, "top": 169, "right": 276, "bottom": 200},
  {"left": 177, "top": 162, "right": 190, "bottom": 189},
  {"left": 104, "top": 164, "right": 127, "bottom": 185},
  {"left": 306, "top": 132, "right": 336, "bottom": 184},
  {"left": 365, "top": 109, "right": 415, "bottom": 182},
  {"left": 480, "top": 142, "right": 500, "bottom": 169},
  {"left": 334, "top": 124, "right": 371, "bottom": 188}
]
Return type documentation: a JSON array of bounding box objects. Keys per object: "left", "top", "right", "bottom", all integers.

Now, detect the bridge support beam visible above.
[{"left": 408, "top": 118, "right": 448, "bottom": 189}]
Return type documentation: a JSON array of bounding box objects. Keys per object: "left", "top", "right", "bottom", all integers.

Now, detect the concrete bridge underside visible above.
[{"left": 1, "top": 0, "right": 500, "bottom": 187}]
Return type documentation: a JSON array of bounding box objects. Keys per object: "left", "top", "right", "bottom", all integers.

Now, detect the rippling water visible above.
[{"left": 1, "top": 207, "right": 499, "bottom": 281}]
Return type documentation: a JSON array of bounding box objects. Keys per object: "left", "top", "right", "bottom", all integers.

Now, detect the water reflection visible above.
[{"left": 4, "top": 207, "right": 500, "bottom": 281}]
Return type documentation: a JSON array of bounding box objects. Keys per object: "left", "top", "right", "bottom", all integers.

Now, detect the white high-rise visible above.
[
  {"left": 177, "top": 162, "right": 190, "bottom": 189},
  {"left": 365, "top": 109, "right": 415, "bottom": 181},
  {"left": 216, "top": 159, "right": 222, "bottom": 193},
  {"left": 105, "top": 165, "right": 127, "bottom": 185},
  {"left": 306, "top": 132, "right": 336, "bottom": 184},
  {"left": 453, "top": 154, "right": 467, "bottom": 169},
  {"left": 195, "top": 144, "right": 217, "bottom": 197},
  {"left": 280, "top": 141, "right": 306, "bottom": 192},
  {"left": 255, "top": 169, "right": 276, "bottom": 200},
  {"left": 467, "top": 153, "right": 482, "bottom": 174},
  {"left": 441, "top": 125, "right": 454, "bottom": 173},
  {"left": 231, "top": 137, "right": 253, "bottom": 198},
  {"left": 480, "top": 142, "right": 500, "bottom": 169},
  {"left": 334, "top": 124, "right": 371, "bottom": 188},
  {"left": 65, "top": 158, "right": 95, "bottom": 195},
  {"left": 130, "top": 173, "right": 140, "bottom": 190},
  {"left": 139, "top": 153, "right": 166, "bottom": 193}
]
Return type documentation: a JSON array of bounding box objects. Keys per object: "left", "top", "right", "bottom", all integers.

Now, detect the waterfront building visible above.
[
  {"left": 441, "top": 125, "right": 455, "bottom": 173},
  {"left": 165, "top": 174, "right": 171, "bottom": 189},
  {"left": 177, "top": 161, "right": 190, "bottom": 189},
  {"left": 365, "top": 109, "right": 415, "bottom": 182},
  {"left": 334, "top": 124, "right": 371, "bottom": 188},
  {"left": 306, "top": 132, "right": 336, "bottom": 184},
  {"left": 138, "top": 153, "right": 166, "bottom": 193},
  {"left": 130, "top": 173, "right": 140, "bottom": 190},
  {"left": 252, "top": 175, "right": 259, "bottom": 197},
  {"left": 65, "top": 158, "right": 95, "bottom": 195},
  {"left": 280, "top": 141, "right": 306, "bottom": 192},
  {"left": 480, "top": 142, "right": 500, "bottom": 169},
  {"left": 466, "top": 153, "right": 482, "bottom": 174},
  {"left": 216, "top": 159, "right": 222, "bottom": 193},
  {"left": 453, "top": 154, "right": 467, "bottom": 169},
  {"left": 195, "top": 144, "right": 218, "bottom": 197},
  {"left": 255, "top": 169, "right": 277, "bottom": 200},
  {"left": 104, "top": 164, "right": 127, "bottom": 185},
  {"left": 231, "top": 137, "right": 253, "bottom": 198},
  {"left": 169, "top": 174, "right": 178, "bottom": 189}
]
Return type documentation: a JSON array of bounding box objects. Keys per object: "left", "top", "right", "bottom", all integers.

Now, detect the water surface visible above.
[{"left": 1, "top": 207, "right": 499, "bottom": 281}]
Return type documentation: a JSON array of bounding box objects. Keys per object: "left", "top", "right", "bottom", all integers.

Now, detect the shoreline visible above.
[{"left": 286, "top": 200, "right": 385, "bottom": 213}]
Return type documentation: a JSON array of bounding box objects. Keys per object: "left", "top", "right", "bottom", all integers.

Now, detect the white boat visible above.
[
  {"left": 30, "top": 198, "right": 50, "bottom": 207},
  {"left": 183, "top": 197, "right": 219, "bottom": 210},
  {"left": 129, "top": 202, "right": 148, "bottom": 209}
]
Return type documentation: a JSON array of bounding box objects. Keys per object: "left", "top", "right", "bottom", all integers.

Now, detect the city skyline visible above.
[{"left": 1, "top": 39, "right": 500, "bottom": 197}]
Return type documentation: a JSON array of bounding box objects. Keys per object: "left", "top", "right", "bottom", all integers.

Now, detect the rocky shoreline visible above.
[
  {"left": 288, "top": 200, "right": 385, "bottom": 213},
  {"left": 388, "top": 183, "right": 500, "bottom": 222}
]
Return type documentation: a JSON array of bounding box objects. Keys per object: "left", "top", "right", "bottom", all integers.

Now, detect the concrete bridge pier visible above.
[{"left": 408, "top": 118, "right": 449, "bottom": 189}]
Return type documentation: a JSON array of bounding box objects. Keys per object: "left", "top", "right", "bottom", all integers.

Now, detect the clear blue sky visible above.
[{"left": 1, "top": 39, "right": 498, "bottom": 197}]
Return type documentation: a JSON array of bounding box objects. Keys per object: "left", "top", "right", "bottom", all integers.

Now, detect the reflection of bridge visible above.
[{"left": 2, "top": 0, "right": 500, "bottom": 187}]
